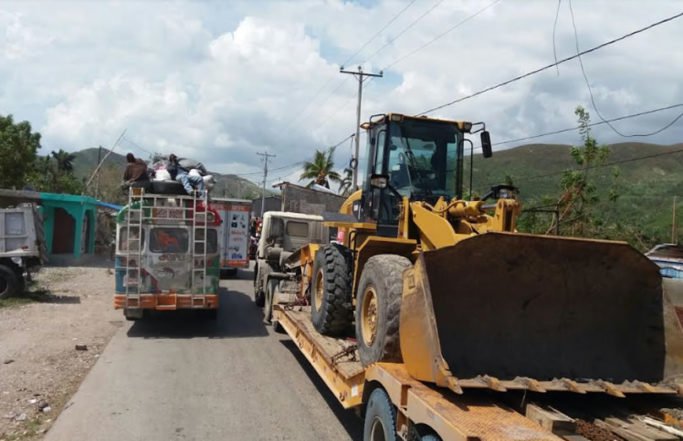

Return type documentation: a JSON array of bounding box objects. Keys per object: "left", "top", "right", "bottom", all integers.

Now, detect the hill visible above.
[
  {"left": 72, "top": 148, "right": 266, "bottom": 203},
  {"left": 469, "top": 141, "right": 683, "bottom": 246},
  {"left": 71, "top": 142, "right": 683, "bottom": 247}
]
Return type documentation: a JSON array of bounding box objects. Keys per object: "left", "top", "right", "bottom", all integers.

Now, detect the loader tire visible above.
[
  {"left": 356, "top": 255, "right": 411, "bottom": 366},
  {"left": 311, "top": 244, "right": 353, "bottom": 336}
]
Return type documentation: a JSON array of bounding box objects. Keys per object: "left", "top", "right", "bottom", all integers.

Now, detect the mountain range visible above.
[{"left": 72, "top": 141, "right": 683, "bottom": 245}]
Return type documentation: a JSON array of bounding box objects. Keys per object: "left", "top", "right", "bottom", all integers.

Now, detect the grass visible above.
[
  {"left": 0, "top": 286, "right": 53, "bottom": 309},
  {"left": 2, "top": 416, "right": 43, "bottom": 440}
]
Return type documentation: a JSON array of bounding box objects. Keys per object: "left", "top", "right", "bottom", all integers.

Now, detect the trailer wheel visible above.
[
  {"left": 311, "top": 244, "right": 353, "bottom": 336},
  {"left": 356, "top": 255, "right": 410, "bottom": 366},
  {"left": 363, "top": 388, "right": 397, "bottom": 441},
  {"left": 0, "top": 264, "right": 21, "bottom": 299}
]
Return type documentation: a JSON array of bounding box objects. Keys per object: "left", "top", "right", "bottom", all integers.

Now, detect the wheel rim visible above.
[
  {"left": 314, "top": 268, "right": 324, "bottom": 310},
  {"left": 361, "top": 286, "right": 378, "bottom": 346},
  {"left": 369, "top": 416, "right": 387, "bottom": 441}
]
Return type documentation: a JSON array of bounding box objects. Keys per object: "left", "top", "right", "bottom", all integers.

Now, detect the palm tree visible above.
[
  {"left": 338, "top": 167, "right": 354, "bottom": 196},
  {"left": 299, "top": 146, "right": 341, "bottom": 188},
  {"left": 51, "top": 149, "right": 76, "bottom": 172}
]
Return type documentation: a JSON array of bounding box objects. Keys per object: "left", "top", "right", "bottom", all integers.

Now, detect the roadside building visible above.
[{"left": 0, "top": 189, "right": 121, "bottom": 260}]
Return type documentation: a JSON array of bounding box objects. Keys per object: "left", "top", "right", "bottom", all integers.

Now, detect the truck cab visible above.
[{"left": 253, "top": 211, "right": 328, "bottom": 322}]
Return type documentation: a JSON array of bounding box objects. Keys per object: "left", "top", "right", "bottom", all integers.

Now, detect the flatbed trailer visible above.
[{"left": 275, "top": 305, "right": 683, "bottom": 441}]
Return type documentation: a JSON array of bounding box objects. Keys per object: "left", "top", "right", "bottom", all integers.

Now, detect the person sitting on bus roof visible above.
[
  {"left": 123, "top": 153, "right": 151, "bottom": 191},
  {"left": 168, "top": 153, "right": 205, "bottom": 196}
]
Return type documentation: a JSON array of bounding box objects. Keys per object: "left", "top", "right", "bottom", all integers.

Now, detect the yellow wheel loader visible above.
[{"left": 289, "top": 112, "right": 683, "bottom": 396}]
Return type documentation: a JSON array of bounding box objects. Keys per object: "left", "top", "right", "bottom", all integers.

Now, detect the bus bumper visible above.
[{"left": 114, "top": 294, "right": 219, "bottom": 310}]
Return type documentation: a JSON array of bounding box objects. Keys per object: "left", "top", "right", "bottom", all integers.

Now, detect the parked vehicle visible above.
[
  {"left": 0, "top": 204, "right": 46, "bottom": 299},
  {"left": 113, "top": 188, "right": 222, "bottom": 320},
  {"left": 646, "top": 243, "right": 683, "bottom": 278},
  {"left": 210, "top": 198, "right": 251, "bottom": 278}
]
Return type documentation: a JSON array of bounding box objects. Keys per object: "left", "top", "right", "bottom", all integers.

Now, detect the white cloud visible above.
[{"left": 0, "top": 0, "right": 681, "bottom": 183}]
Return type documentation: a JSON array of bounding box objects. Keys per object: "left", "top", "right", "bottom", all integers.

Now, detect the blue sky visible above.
[{"left": 1, "top": 0, "right": 682, "bottom": 186}]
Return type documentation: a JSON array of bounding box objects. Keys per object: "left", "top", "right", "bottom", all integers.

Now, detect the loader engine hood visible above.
[{"left": 400, "top": 232, "right": 683, "bottom": 394}]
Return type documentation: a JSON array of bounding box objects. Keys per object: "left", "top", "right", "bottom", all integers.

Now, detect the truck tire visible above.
[
  {"left": 421, "top": 435, "right": 441, "bottom": 441},
  {"left": 0, "top": 264, "right": 21, "bottom": 299},
  {"left": 253, "top": 262, "right": 266, "bottom": 307},
  {"left": 356, "top": 255, "right": 411, "bottom": 366},
  {"left": 150, "top": 180, "right": 186, "bottom": 195},
  {"left": 202, "top": 309, "right": 218, "bottom": 320},
  {"left": 363, "top": 388, "right": 397, "bottom": 441},
  {"left": 263, "top": 278, "right": 277, "bottom": 324},
  {"left": 124, "top": 308, "right": 145, "bottom": 321},
  {"left": 220, "top": 268, "right": 238, "bottom": 279},
  {"left": 311, "top": 244, "right": 353, "bottom": 336}
]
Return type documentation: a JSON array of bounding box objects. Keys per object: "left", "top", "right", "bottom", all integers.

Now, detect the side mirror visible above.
[
  {"left": 480, "top": 131, "right": 493, "bottom": 158},
  {"left": 369, "top": 174, "right": 389, "bottom": 189}
]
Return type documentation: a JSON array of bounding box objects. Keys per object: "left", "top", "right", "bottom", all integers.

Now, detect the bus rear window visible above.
[{"left": 150, "top": 228, "right": 189, "bottom": 253}]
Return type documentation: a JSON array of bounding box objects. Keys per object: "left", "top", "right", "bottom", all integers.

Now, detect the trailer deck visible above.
[{"left": 275, "top": 305, "right": 683, "bottom": 441}]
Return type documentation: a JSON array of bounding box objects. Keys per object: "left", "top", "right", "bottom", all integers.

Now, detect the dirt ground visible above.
[{"left": 0, "top": 260, "right": 121, "bottom": 441}]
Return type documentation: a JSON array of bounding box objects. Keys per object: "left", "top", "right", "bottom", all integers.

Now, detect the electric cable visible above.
[
  {"left": 494, "top": 103, "right": 683, "bottom": 147},
  {"left": 417, "top": 10, "right": 683, "bottom": 115},
  {"left": 361, "top": 0, "right": 445, "bottom": 65},
  {"left": 567, "top": 0, "right": 683, "bottom": 137},
  {"left": 382, "top": 0, "right": 504, "bottom": 70}
]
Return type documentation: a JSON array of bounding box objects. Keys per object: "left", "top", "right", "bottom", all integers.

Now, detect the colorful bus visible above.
[{"left": 114, "top": 188, "right": 222, "bottom": 320}]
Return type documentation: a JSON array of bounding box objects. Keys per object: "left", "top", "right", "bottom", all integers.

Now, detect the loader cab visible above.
[{"left": 361, "top": 114, "right": 467, "bottom": 236}]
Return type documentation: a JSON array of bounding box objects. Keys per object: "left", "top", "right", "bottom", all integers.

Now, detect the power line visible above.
[
  {"left": 567, "top": 0, "right": 683, "bottom": 138},
  {"left": 120, "top": 135, "right": 154, "bottom": 155},
  {"left": 361, "top": 0, "right": 445, "bottom": 65},
  {"left": 233, "top": 161, "right": 303, "bottom": 178},
  {"left": 494, "top": 103, "right": 683, "bottom": 147},
  {"left": 284, "top": 0, "right": 419, "bottom": 132},
  {"left": 418, "top": 10, "right": 683, "bottom": 115},
  {"left": 552, "top": 0, "right": 562, "bottom": 76},
  {"left": 383, "top": 0, "right": 504, "bottom": 70},
  {"left": 341, "top": 0, "right": 419, "bottom": 67}
]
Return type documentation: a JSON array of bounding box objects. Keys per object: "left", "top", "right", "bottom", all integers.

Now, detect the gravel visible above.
[{"left": 0, "top": 263, "right": 121, "bottom": 440}]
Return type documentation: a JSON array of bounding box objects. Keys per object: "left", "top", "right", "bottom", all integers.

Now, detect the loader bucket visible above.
[{"left": 400, "top": 232, "right": 683, "bottom": 394}]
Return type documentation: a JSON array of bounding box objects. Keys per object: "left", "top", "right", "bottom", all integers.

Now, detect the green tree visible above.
[
  {"left": 299, "top": 146, "right": 341, "bottom": 188},
  {"left": 549, "top": 106, "right": 611, "bottom": 236},
  {"left": 51, "top": 149, "right": 76, "bottom": 172},
  {"left": 0, "top": 114, "right": 41, "bottom": 189}
]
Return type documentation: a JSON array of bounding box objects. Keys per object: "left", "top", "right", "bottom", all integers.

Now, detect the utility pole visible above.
[
  {"left": 673, "top": 196, "right": 678, "bottom": 244},
  {"left": 257, "top": 151, "right": 276, "bottom": 218},
  {"left": 95, "top": 145, "right": 102, "bottom": 199},
  {"left": 340, "top": 65, "right": 383, "bottom": 189}
]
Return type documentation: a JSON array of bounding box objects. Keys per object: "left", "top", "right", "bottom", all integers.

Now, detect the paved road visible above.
[{"left": 45, "top": 267, "right": 362, "bottom": 441}]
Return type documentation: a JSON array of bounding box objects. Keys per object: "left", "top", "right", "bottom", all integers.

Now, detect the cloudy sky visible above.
[{"left": 1, "top": 0, "right": 682, "bottom": 185}]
